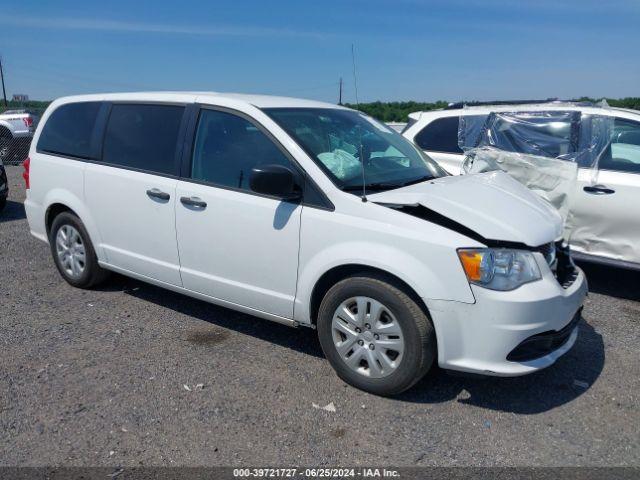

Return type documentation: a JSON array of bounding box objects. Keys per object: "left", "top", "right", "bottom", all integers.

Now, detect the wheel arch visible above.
[
  {"left": 308, "top": 264, "right": 431, "bottom": 327},
  {"left": 45, "top": 203, "right": 78, "bottom": 235},
  {"left": 41, "top": 191, "right": 105, "bottom": 261}
]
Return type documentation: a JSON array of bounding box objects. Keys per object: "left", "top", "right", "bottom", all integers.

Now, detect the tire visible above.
[
  {"left": 49, "top": 212, "right": 110, "bottom": 288},
  {"left": 0, "top": 136, "right": 11, "bottom": 162},
  {"left": 317, "top": 274, "right": 436, "bottom": 396},
  {"left": 0, "top": 197, "right": 6, "bottom": 212}
]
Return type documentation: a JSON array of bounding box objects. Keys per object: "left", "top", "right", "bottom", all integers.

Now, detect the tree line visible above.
[{"left": 2, "top": 97, "right": 639, "bottom": 122}]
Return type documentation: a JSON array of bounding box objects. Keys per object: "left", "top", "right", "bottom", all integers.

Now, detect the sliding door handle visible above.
[
  {"left": 180, "top": 196, "right": 207, "bottom": 209},
  {"left": 146, "top": 188, "right": 170, "bottom": 201},
  {"left": 583, "top": 185, "right": 615, "bottom": 195}
]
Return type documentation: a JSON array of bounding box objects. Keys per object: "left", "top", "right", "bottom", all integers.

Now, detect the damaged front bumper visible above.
[{"left": 425, "top": 252, "right": 588, "bottom": 376}]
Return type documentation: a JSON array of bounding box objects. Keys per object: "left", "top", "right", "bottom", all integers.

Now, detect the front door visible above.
[
  {"left": 175, "top": 107, "right": 302, "bottom": 318},
  {"left": 569, "top": 116, "right": 640, "bottom": 265}
]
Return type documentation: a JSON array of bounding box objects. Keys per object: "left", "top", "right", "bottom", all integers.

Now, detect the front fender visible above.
[{"left": 293, "top": 240, "right": 475, "bottom": 325}]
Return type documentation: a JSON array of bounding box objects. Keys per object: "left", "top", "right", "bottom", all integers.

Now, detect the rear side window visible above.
[
  {"left": 190, "top": 109, "right": 293, "bottom": 191},
  {"left": 37, "top": 102, "right": 101, "bottom": 159},
  {"left": 102, "top": 104, "right": 185, "bottom": 175},
  {"left": 414, "top": 116, "right": 462, "bottom": 154}
]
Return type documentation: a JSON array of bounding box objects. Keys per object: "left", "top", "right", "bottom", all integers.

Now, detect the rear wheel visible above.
[
  {"left": 317, "top": 274, "right": 436, "bottom": 396},
  {"left": 49, "top": 212, "right": 110, "bottom": 288}
]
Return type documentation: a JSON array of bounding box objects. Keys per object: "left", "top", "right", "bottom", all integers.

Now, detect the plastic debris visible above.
[
  {"left": 109, "top": 450, "right": 115, "bottom": 456},
  {"left": 573, "top": 380, "right": 589, "bottom": 389},
  {"left": 312, "top": 402, "right": 336, "bottom": 413},
  {"left": 484, "top": 420, "right": 492, "bottom": 428},
  {"left": 183, "top": 384, "right": 204, "bottom": 391},
  {"left": 458, "top": 110, "right": 614, "bottom": 230}
]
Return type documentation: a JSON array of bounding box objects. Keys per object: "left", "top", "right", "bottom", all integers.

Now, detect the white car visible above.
[
  {"left": 24, "top": 92, "right": 586, "bottom": 395},
  {"left": 402, "top": 102, "right": 640, "bottom": 270},
  {"left": 0, "top": 109, "right": 39, "bottom": 164}
]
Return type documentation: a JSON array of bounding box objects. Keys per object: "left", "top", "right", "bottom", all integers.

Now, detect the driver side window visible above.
[{"left": 191, "top": 109, "right": 293, "bottom": 190}]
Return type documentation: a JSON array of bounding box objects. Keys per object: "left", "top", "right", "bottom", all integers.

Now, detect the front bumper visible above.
[
  {"left": 11, "top": 130, "right": 34, "bottom": 138},
  {"left": 425, "top": 259, "right": 588, "bottom": 376}
]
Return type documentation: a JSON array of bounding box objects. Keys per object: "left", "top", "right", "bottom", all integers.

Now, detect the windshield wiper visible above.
[
  {"left": 341, "top": 175, "right": 434, "bottom": 192},
  {"left": 341, "top": 182, "right": 400, "bottom": 192},
  {"left": 397, "top": 175, "right": 435, "bottom": 187}
]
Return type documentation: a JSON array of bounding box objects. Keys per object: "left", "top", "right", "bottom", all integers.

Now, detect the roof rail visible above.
[{"left": 444, "top": 98, "right": 596, "bottom": 110}]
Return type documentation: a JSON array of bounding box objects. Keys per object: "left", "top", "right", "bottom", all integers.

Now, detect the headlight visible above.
[{"left": 457, "top": 248, "right": 541, "bottom": 291}]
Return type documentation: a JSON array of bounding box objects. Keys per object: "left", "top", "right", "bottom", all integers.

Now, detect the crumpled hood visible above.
[{"left": 367, "top": 171, "right": 563, "bottom": 247}]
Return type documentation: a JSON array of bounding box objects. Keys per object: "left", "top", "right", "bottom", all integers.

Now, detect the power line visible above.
[{"left": 0, "top": 56, "right": 7, "bottom": 107}]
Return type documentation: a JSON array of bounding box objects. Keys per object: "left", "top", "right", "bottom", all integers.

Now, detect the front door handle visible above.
[
  {"left": 146, "top": 188, "right": 170, "bottom": 201},
  {"left": 584, "top": 185, "right": 615, "bottom": 195},
  {"left": 180, "top": 196, "right": 207, "bottom": 209}
]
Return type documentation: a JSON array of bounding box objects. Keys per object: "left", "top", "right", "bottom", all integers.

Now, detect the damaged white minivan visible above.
[{"left": 24, "top": 92, "right": 587, "bottom": 395}]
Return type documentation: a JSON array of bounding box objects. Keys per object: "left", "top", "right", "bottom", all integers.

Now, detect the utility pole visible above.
[
  {"left": 338, "top": 77, "right": 343, "bottom": 105},
  {"left": 0, "top": 56, "right": 7, "bottom": 107}
]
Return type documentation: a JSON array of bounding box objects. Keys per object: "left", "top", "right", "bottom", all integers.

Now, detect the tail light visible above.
[
  {"left": 22, "top": 117, "right": 33, "bottom": 128},
  {"left": 23, "top": 157, "right": 30, "bottom": 189}
]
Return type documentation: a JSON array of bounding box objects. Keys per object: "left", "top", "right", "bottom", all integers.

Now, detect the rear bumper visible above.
[
  {"left": 425, "top": 262, "right": 588, "bottom": 376},
  {"left": 24, "top": 195, "right": 48, "bottom": 242}
]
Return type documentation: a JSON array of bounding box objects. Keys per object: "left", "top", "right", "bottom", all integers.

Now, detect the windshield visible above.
[{"left": 263, "top": 108, "right": 447, "bottom": 191}]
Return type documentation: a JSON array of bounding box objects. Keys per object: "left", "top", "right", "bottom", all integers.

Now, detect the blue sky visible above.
[{"left": 1, "top": 0, "right": 639, "bottom": 103}]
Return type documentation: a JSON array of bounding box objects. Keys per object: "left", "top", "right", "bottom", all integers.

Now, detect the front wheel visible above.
[{"left": 317, "top": 274, "right": 436, "bottom": 396}]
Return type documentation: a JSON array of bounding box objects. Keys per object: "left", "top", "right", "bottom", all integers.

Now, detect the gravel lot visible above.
[{"left": 1, "top": 165, "right": 639, "bottom": 467}]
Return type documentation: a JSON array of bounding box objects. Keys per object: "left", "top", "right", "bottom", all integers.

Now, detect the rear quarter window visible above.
[
  {"left": 37, "top": 102, "right": 102, "bottom": 159},
  {"left": 413, "top": 116, "right": 463, "bottom": 154}
]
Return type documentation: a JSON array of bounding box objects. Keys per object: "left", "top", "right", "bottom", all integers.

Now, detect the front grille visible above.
[
  {"left": 554, "top": 242, "right": 579, "bottom": 288},
  {"left": 534, "top": 241, "right": 578, "bottom": 289},
  {"left": 507, "top": 308, "right": 582, "bottom": 362},
  {"left": 536, "top": 241, "right": 556, "bottom": 266}
]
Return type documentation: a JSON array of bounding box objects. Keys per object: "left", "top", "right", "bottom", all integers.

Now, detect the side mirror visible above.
[{"left": 250, "top": 164, "right": 301, "bottom": 200}]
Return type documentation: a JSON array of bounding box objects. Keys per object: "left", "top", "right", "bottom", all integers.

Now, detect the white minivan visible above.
[{"left": 24, "top": 92, "right": 587, "bottom": 395}]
